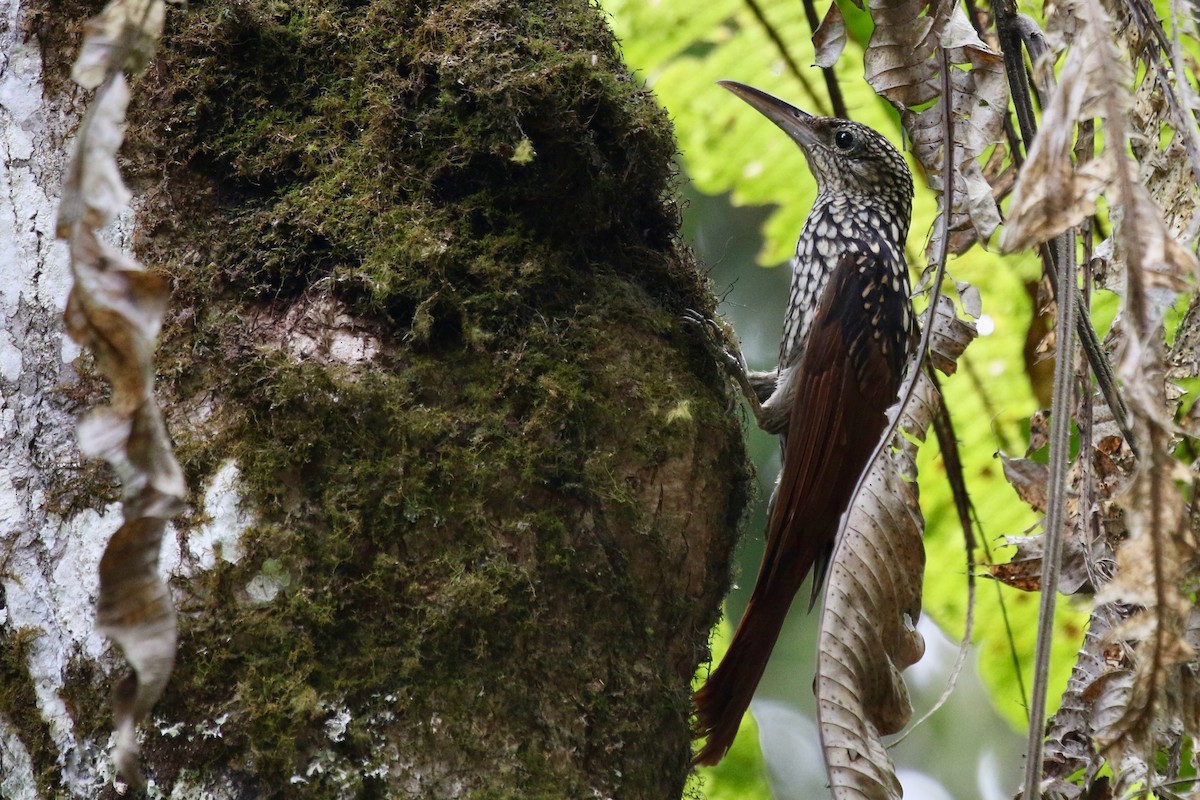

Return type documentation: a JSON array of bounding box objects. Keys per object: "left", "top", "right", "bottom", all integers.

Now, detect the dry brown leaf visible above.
[
  {"left": 997, "top": 391, "right": 1133, "bottom": 600},
  {"left": 56, "top": 0, "right": 179, "bottom": 786},
  {"left": 988, "top": 558, "right": 1044, "bottom": 592},
  {"left": 1027, "top": 408, "right": 1050, "bottom": 454},
  {"left": 1000, "top": 455, "right": 1049, "bottom": 513},
  {"left": 926, "top": 294, "right": 976, "bottom": 374},
  {"left": 864, "top": 1, "right": 1008, "bottom": 251},
  {"left": 56, "top": 72, "right": 132, "bottom": 236},
  {"left": 1097, "top": 97, "right": 1198, "bottom": 777},
  {"left": 987, "top": 0, "right": 1200, "bottom": 791},
  {"left": 1166, "top": 292, "right": 1200, "bottom": 382},
  {"left": 999, "top": 4, "right": 1125, "bottom": 253},
  {"left": 1131, "top": 79, "right": 1200, "bottom": 245},
  {"left": 990, "top": 528, "right": 1108, "bottom": 596},
  {"left": 98, "top": 514, "right": 178, "bottom": 783},
  {"left": 813, "top": 2, "right": 847, "bottom": 69},
  {"left": 815, "top": 293, "right": 976, "bottom": 799},
  {"left": 1042, "top": 609, "right": 1127, "bottom": 793},
  {"left": 72, "top": 0, "right": 164, "bottom": 89},
  {"left": 1109, "top": 173, "right": 1198, "bottom": 341},
  {"left": 1094, "top": 424, "right": 1195, "bottom": 747}
]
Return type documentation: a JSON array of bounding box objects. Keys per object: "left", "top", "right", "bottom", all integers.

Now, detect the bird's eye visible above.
[{"left": 834, "top": 130, "right": 855, "bottom": 150}]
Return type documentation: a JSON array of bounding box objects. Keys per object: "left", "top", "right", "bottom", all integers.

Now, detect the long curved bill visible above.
[{"left": 717, "top": 80, "right": 819, "bottom": 150}]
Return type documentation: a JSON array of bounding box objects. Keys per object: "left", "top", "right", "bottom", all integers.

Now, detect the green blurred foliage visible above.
[
  {"left": 687, "top": 619, "right": 772, "bottom": 800},
  {"left": 604, "top": 0, "right": 1101, "bottom": 791}
]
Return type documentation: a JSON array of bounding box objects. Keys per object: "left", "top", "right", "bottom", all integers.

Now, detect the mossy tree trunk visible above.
[{"left": 0, "top": 1, "right": 750, "bottom": 798}]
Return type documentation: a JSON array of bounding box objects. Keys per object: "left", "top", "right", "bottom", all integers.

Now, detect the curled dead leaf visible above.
[
  {"left": 72, "top": 0, "right": 165, "bottom": 89},
  {"left": 813, "top": 3, "right": 847, "bottom": 69},
  {"left": 864, "top": 1, "right": 1008, "bottom": 251},
  {"left": 57, "top": 0, "right": 180, "bottom": 786},
  {"left": 926, "top": 294, "right": 976, "bottom": 374},
  {"left": 1000, "top": 454, "right": 1049, "bottom": 513}
]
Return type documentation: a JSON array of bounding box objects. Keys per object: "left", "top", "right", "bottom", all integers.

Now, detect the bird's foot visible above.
[
  {"left": 683, "top": 309, "right": 766, "bottom": 419},
  {"left": 682, "top": 309, "right": 750, "bottom": 379}
]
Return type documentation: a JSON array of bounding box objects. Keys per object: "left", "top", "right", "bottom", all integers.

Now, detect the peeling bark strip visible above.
[{"left": 55, "top": 0, "right": 182, "bottom": 786}]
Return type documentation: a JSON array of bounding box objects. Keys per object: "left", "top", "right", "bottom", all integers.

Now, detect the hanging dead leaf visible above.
[
  {"left": 816, "top": 293, "right": 976, "bottom": 799},
  {"left": 1026, "top": 408, "right": 1050, "bottom": 455},
  {"left": 988, "top": 558, "right": 1043, "bottom": 592},
  {"left": 56, "top": 0, "right": 180, "bottom": 786},
  {"left": 813, "top": 2, "right": 847, "bottom": 69},
  {"left": 1042, "top": 609, "right": 1128, "bottom": 791},
  {"left": 72, "top": 0, "right": 165, "bottom": 89},
  {"left": 999, "top": 0, "right": 1137, "bottom": 254},
  {"left": 926, "top": 294, "right": 976, "bottom": 374},
  {"left": 863, "top": 1, "right": 1008, "bottom": 252},
  {"left": 1000, "top": 454, "right": 1050, "bottom": 513}
]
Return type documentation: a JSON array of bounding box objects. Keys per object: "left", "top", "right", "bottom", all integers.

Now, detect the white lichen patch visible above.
[
  {"left": 0, "top": 25, "right": 71, "bottom": 317},
  {"left": 197, "top": 712, "right": 230, "bottom": 740},
  {"left": 0, "top": 16, "right": 105, "bottom": 791},
  {"left": 2, "top": 489, "right": 118, "bottom": 741},
  {"left": 323, "top": 703, "right": 353, "bottom": 743},
  {"left": 160, "top": 459, "right": 251, "bottom": 576},
  {"left": 244, "top": 557, "right": 289, "bottom": 605},
  {"left": 0, "top": 718, "right": 38, "bottom": 800},
  {"left": 136, "top": 770, "right": 239, "bottom": 800},
  {"left": 0, "top": 329, "right": 23, "bottom": 381}
]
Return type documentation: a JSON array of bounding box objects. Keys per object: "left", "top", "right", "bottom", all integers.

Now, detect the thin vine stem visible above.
[
  {"left": 742, "top": 0, "right": 829, "bottom": 116},
  {"left": 1021, "top": 232, "right": 1077, "bottom": 800},
  {"left": 998, "top": 6, "right": 1138, "bottom": 455},
  {"left": 799, "top": 0, "right": 847, "bottom": 118}
]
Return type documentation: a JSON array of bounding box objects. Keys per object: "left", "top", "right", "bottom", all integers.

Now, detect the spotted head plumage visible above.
[
  {"left": 716, "top": 80, "right": 915, "bottom": 371},
  {"left": 718, "top": 81, "right": 913, "bottom": 234}
]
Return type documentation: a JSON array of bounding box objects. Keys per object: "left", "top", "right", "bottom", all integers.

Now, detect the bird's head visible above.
[{"left": 719, "top": 80, "right": 913, "bottom": 216}]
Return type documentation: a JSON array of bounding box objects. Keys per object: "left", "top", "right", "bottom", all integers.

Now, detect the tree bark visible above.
[{"left": 0, "top": 1, "right": 750, "bottom": 797}]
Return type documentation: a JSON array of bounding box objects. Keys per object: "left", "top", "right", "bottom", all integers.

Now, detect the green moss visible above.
[
  {"left": 114, "top": 0, "right": 751, "bottom": 797},
  {"left": 0, "top": 628, "right": 62, "bottom": 796},
  {"left": 132, "top": 0, "right": 692, "bottom": 323}
]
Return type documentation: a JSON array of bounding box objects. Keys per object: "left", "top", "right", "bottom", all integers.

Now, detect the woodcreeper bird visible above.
[{"left": 692, "top": 82, "right": 915, "bottom": 766}]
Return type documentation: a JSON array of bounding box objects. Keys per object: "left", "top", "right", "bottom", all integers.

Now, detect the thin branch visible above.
[
  {"left": 1076, "top": 118, "right": 1103, "bottom": 591},
  {"left": 1002, "top": 9, "right": 1139, "bottom": 455},
  {"left": 928, "top": 367, "right": 976, "bottom": 554},
  {"left": 1021, "top": 232, "right": 1078, "bottom": 800},
  {"left": 743, "top": 0, "right": 830, "bottom": 116},
  {"left": 800, "top": 0, "right": 848, "bottom": 118},
  {"left": 994, "top": 0, "right": 1039, "bottom": 148}
]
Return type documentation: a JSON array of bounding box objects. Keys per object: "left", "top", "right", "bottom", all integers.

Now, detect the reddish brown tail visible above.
[{"left": 691, "top": 566, "right": 802, "bottom": 766}]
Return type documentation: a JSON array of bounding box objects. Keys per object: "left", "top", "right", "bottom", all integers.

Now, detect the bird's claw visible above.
[{"left": 682, "top": 309, "right": 750, "bottom": 379}]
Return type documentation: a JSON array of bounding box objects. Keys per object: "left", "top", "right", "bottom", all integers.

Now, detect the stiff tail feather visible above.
[{"left": 692, "top": 574, "right": 800, "bottom": 766}]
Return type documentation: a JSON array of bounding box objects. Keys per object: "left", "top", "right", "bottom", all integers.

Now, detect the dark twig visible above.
[
  {"left": 800, "top": 0, "right": 848, "bottom": 118},
  {"left": 928, "top": 367, "right": 976, "bottom": 553},
  {"left": 743, "top": 0, "right": 830, "bottom": 116},
  {"left": 998, "top": 8, "right": 1138, "bottom": 455},
  {"left": 1075, "top": 119, "right": 1103, "bottom": 590}
]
